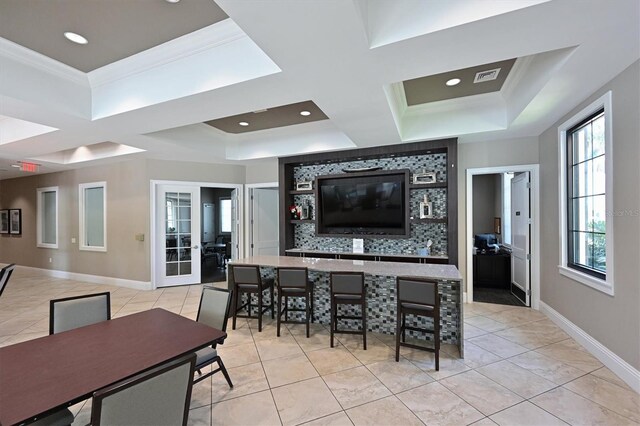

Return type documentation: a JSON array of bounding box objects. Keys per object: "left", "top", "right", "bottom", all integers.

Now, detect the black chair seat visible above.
[
  {"left": 237, "top": 284, "right": 259, "bottom": 291},
  {"left": 280, "top": 287, "right": 306, "bottom": 293},
  {"left": 195, "top": 347, "right": 218, "bottom": 367},
  {"left": 334, "top": 293, "right": 361, "bottom": 300},
  {"left": 401, "top": 302, "right": 434, "bottom": 311}
]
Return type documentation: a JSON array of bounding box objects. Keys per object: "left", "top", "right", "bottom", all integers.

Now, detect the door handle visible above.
[{"left": 191, "top": 245, "right": 199, "bottom": 250}]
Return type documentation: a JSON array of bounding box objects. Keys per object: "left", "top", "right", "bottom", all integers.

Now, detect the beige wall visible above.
[
  {"left": 457, "top": 136, "right": 540, "bottom": 289},
  {"left": 538, "top": 60, "right": 640, "bottom": 369},
  {"left": 0, "top": 160, "right": 148, "bottom": 281},
  {"left": 245, "top": 159, "right": 278, "bottom": 184},
  {"left": 472, "top": 174, "right": 498, "bottom": 236},
  {"left": 0, "top": 158, "right": 247, "bottom": 283}
]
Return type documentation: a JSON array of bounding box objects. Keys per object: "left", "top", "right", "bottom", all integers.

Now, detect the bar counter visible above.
[{"left": 229, "top": 255, "right": 464, "bottom": 356}]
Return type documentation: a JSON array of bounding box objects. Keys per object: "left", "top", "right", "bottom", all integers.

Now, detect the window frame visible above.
[
  {"left": 558, "top": 91, "right": 614, "bottom": 295},
  {"left": 79, "top": 181, "right": 107, "bottom": 252},
  {"left": 36, "top": 186, "right": 59, "bottom": 249}
]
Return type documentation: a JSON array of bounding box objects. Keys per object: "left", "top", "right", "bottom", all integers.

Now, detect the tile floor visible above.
[{"left": 1, "top": 268, "right": 638, "bottom": 426}]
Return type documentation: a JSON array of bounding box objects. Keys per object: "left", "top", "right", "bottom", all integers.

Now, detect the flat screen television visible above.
[{"left": 315, "top": 170, "right": 409, "bottom": 238}]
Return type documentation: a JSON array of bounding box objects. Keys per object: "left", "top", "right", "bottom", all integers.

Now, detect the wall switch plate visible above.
[
  {"left": 135, "top": 233, "right": 145, "bottom": 242},
  {"left": 71, "top": 237, "right": 76, "bottom": 243}
]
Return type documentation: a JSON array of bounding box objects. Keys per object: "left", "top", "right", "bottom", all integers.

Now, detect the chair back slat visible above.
[
  {"left": 232, "top": 265, "right": 261, "bottom": 285},
  {"left": 92, "top": 353, "right": 195, "bottom": 426},
  {"left": 331, "top": 272, "right": 364, "bottom": 295},
  {"left": 0, "top": 264, "right": 16, "bottom": 298},
  {"left": 50, "top": 292, "right": 111, "bottom": 335},
  {"left": 277, "top": 268, "right": 307, "bottom": 289},
  {"left": 197, "top": 287, "right": 231, "bottom": 331},
  {"left": 397, "top": 278, "right": 437, "bottom": 306}
]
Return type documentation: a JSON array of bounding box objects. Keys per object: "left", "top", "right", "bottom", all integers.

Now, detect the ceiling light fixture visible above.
[
  {"left": 64, "top": 32, "right": 88, "bottom": 45},
  {"left": 300, "top": 111, "right": 311, "bottom": 116},
  {"left": 165, "top": 0, "right": 181, "bottom": 3},
  {"left": 446, "top": 78, "right": 461, "bottom": 86},
  {"left": 238, "top": 121, "right": 249, "bottom": 127},
  {"left": 10, "top": 164, "right": 20, "bottom": 168}
]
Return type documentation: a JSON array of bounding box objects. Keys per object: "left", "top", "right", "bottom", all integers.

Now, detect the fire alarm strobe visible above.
[
  {"left": 413, "top": 171, "right": 436, "bottom": 184},
  {"left": 296, "top": 181, "right": 313, "bottom": 191}
]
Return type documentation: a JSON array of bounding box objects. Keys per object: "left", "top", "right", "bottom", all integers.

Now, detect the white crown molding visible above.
[
  {"left": 88, "top": 19, "right": 246, "bottom": 88},
  {"left": 16, "top": 265, "right": 152, "bottom": 291},
  {"left": 540, "top": 301, "right": 640, "bottom": 393},
  {"left": 0, "top": 37, "right": 88, "bottom": 86}
]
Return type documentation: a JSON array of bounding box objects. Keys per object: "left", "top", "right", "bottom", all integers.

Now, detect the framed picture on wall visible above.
[
  {"left": 9, "top": 209, "right": 21, "bottom": 235},
  {"left": 0, "top": 210, "right": 8, "bottom": 234}
]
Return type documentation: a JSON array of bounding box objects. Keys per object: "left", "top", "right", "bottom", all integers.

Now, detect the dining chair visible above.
[
  {"left": 193, "top": 286, "right": 233, "bottom": 387},
  {"left": 276, "top": 267, "right": 314, "bottom": 338},
  {"left": 231, "top": 265, "right": 274, "bottom": 332},
  {"left": 49, "top": 292, "right": 111, "bottom": 335},
  {"left": 0, "top": 263, "right": 16, "bottom": 299},
  {"left": 395, "top": 276, "right": 440, "bottom": 370},
  {"left": 90, "top": 353, "right": 196, "bottom": 426}
]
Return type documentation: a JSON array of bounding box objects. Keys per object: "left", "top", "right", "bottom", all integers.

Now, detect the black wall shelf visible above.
[
  {"left": 289, "top": 190, "right": 314, "bottom": 195},
  {"left": 410, "top": 217, "right": 448, "bottom": 224},
  {"left": 409, "top": 182, "right": 447, "bottom": 190}
]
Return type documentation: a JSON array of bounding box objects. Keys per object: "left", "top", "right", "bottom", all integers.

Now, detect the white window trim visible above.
[
  {"left": 558, "top": 91, "right": 614, "bottom": 296},
  {"left": 79, "top": 181, "right": 107, "bottom": 252},
  {"left": 36, "top": 186, "right": 59, "bottom": 249}
]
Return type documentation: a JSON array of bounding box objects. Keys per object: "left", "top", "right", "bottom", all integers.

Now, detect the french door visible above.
[{"left": 156, "top": 184, "right": 201, "bottom": 287}]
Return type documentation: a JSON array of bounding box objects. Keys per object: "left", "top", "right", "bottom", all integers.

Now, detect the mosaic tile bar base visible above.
[{"left": 238, "top": 267, "right": 461, "bottom": 344}]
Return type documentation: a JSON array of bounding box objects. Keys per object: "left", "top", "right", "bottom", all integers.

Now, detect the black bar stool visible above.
[
  {"left": 231, "top": 265, "right": 274, "bottom": 332},
  {"left": 330, "top": 272, "right": 367, "bottom": 350},
  {"left": 395, "top": 276, "right": 440, "bottom": 370},
  {"left": 276, "top": 267, "right": 314, "bottom": 338}
]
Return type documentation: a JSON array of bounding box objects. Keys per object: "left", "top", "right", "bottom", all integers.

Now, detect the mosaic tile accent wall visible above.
[
  {"left": 291, "top": 153, "right": 449, "bottom": 256},
  {"left": 239, "top": 267, "right": 461, "bottom": 344}
]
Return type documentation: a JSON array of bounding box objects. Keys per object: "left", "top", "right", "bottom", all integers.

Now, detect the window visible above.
[
  {"left": 558, "top": 91, "right": 613, "bottom": 294},
  {"left": 37, "top": 186, "right": 58, "bottom": 248},
  {"left": 220, "top": 198, "right": 232, "bottom": 233},
  {"left": 79, "top": 182, "right": 107, "bottom": 252}
]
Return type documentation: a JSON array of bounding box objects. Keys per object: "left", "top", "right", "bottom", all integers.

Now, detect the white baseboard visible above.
[
  {"left": 17, "top": 265, "right": 152, "bottom": 291},
  {"left": 540, "top": 301, "right": 640, "bottom": 393}
]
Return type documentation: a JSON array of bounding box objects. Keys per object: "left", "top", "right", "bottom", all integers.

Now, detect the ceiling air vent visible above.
[{"left": 474, "top": 68, "right": 501, "bottom": 83}]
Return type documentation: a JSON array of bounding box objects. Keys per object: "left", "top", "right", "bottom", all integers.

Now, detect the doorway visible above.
[
  {"left": 151, "top": 180, "right": 243, "bottom": 289},
  {"left": 465, "top": 165, "right": 540, "bottom": 309}
]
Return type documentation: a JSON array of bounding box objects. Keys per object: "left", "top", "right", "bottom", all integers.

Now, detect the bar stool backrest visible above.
[
  {"left": 277, "top": 267, "right": 308, "bottom": 289},
  {"left": 331, "top": 272, "right": 364, "bottom": 295},
  {"left": 232, "top": 265, "right": 261, "bottom": 285},
  {"left": 397, "top": 278, "right": 438, "bottom": 307}
]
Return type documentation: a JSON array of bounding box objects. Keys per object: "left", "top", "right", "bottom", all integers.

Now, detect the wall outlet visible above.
[
  {"left": 71, "top": 237, "right": 76, "bottom": 244},
  {"left": 135, "top": 233, "right": 145, "bottom": 242}
]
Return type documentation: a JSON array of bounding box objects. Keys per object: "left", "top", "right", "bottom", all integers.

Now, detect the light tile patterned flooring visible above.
[{"left": 1, "top": 268, "right": 638, "bottom": 426}]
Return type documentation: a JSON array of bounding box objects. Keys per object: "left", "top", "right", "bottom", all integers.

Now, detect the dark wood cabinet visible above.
[{"left": 473, "top": 253, "right": 511, "bottom": 288}]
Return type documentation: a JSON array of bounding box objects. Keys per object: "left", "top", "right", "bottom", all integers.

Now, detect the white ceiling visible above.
[{"left": 0, "top": 0, "right": 638, "bottom": 180}]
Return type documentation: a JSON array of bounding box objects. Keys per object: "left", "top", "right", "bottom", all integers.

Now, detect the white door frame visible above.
[
  {"left": 244, "top": 182, "right": 278, "bottom": 257},
  {"left": 150, "top": 180, "right": 244, "bottom": 290},
  {"left": 465, "top": 164, "right": 540, "bottom": 310}
]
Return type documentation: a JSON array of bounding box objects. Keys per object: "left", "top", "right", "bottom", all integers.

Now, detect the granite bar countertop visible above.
[
  {"left": 230, "top": 255, "right": 462, "bottom": 281},
  {"left": 285, "top": 248, "right": 448, "bottom": 260}
]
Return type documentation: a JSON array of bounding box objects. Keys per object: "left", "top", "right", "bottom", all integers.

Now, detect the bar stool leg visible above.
[
  {"left": 270, "top": 284, "right": 275, "bottom": 320},
  {"left": 362, "top": 298, "right": 367, "bottom": 351},
  {"left": 232, "top": 283, "right": 239, "bottom": 330},
  {"left": 330, "top": 296, "right": 335, "bottom": 348},
  {"left": 305, "top": 290, "right": 310, "bottom": 338},
  {"left": 401, "top": 313, "right": 406, "bottom": 342},
  {"left": 310, "top": 284, "right": 315, "bottom": 323},
  {"left": 276, "top": 289, "right": 282, "bottom": 337},
  {"left": 395, "top": 306, "right": 401, "bottom": 362},
  {"left": 258, "top": 289, "right": 263, "bottom": 332},
  {"left": 435, "top": 315, "right": 440, "bottom": 371}
]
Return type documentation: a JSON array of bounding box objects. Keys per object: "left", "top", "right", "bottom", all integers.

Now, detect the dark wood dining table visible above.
[{"left": 0, "top": 308, "right": 226, "bottom": 426}]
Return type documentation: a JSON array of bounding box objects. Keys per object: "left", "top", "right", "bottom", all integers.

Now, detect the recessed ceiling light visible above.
[
  {"left": 165, "top": 0, "right": 181, "bottom": 3},
  {"left": 300, "top": 111, "right": 311, "bottom": 116},
  {"left": 10, "top": 164, "right": 20, "bottom": 168},
  {"left": 446, "top": 78, "right": 461, "bottom": 86},
  {"left": 238, "top": 121, "right": 249, "bottom": 127},
  {"left": 64, "top": 32, "right": 88, "bottom": 45}
]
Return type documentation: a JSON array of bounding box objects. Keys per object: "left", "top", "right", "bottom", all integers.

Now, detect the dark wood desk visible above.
[{"left": 0, "top": 308, "right": 226, "bottom": 426}]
